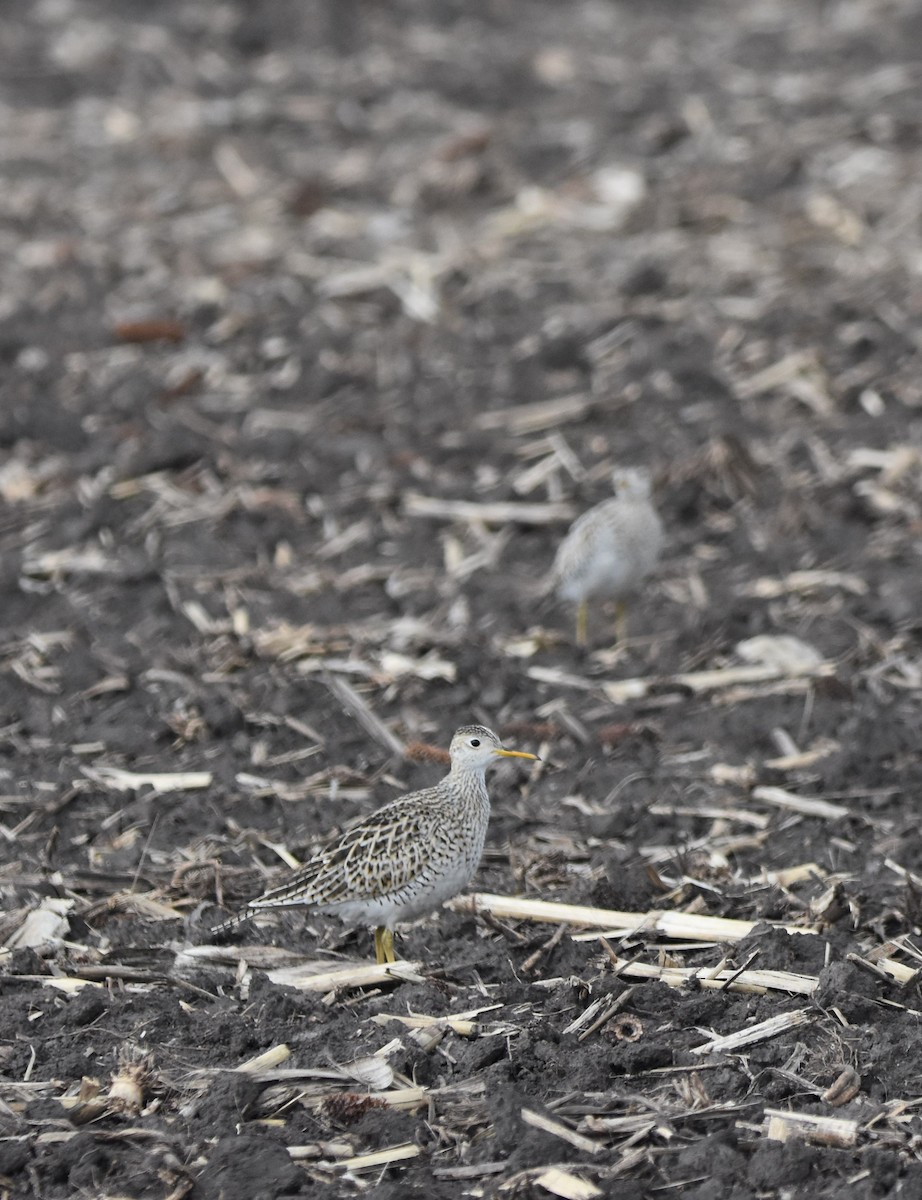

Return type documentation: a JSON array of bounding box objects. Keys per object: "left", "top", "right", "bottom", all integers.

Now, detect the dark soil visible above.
[{"left": 3, "top": 1, "right": 922, "bottom": 1197}]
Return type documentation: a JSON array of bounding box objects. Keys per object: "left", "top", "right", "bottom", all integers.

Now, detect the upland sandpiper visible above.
[
  {"left": 551, "top": 466, "right": 663, "bottom": 646},
  {"left": 213, "top": 725, "right": 538, "bottom": 963}
]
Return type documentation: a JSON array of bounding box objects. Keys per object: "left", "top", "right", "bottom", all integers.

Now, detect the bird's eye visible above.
[{"left": 470, "top": 738, "right": 481, "bottom": 747}]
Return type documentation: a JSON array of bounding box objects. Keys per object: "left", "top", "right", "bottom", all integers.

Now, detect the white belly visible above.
[{"left": 557, "top": 507, "right": 663, "bottom": 602}]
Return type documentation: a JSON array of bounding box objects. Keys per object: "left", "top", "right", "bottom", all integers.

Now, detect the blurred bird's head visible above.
[{"left": 612, "top": 467, "right": 654, "bottom": 500}]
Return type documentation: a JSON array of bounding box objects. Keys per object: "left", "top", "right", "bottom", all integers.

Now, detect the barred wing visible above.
[{"left": 248, "top": 789, "right": 446, "bottom": 910}]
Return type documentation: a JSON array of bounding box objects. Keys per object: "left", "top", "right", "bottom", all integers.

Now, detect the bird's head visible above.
[{"left": 449, "top": 725, "right": 539, "bottom": 772}]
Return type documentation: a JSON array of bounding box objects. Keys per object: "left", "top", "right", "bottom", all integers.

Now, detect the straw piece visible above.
[
  {"left": 433, "top": 1162, "right": 508, "bottom": 1180},
  {"left": 763, "top": 863, "right": 826, "bottom": 887},
  {"left": 734, "top": 350, "right": 818, "bottom": 399},
  {"left": 321, "top": 673, "right": 405, "bottom": 758},
  {"left": 521, "top": 1109, "right": 602, "bottom": 1155},
  {"left": 764, "top": 741, "right": 840, "bottom": 771},
  {"left": 4, "top": 898, "right": 73, "bottom": 949},
  {"left": 738, "top": 570, "right": 868, "bottom": 599},
  {"left": 561, "top": 994, "right": 616, "bottom": 1037},
  {"left": 691, "top": 1008, "right": 812, "bottom": 1056},
  {"left": 38, "top": 977, "right": 102, "bottom": 993},
  {"left": 751, "top": 786, "right": 849, "bottom": 820},
  {"left": 286, "top": 1141, "right": 354, "bottom": 1162},
  {"left": 474, "top": 394, "right": 595, "bottom": 435},
  {"left": 578, "top": 1115, "right": 658, "bottom": 1136},
  {"left": 404, "top": 492, "right": 575, "bottom": 526},
  {"left": 602, "top": 952, "right": 817, "bottom": 996},
  {"left": 877, "top": 958, "right": 919, "bottom": 985},
  {"left": 281, "top": 1085, "right": 424, "bottom": 1113},
  {"left": 318, "top": 1142, "right": 420, "bottom": 1171},
  {"left": 370, "top": 1008, "right": 502, "bottom": 1038},
  {"left": 81, "top": 766, "right": 212, "bottom": 793},
  {"left": 372, "top": 1013, "right": 475, "bottom": 1037},
  {"left": 265, "top": 961, "right": 426, "bottom": 992},
  {"left": 604, "top": 662, "right": 833, "bottom": 703},
  {"left": 449, "top": 892, "right": 815, "bottom": 943},
  {"left": 236, "top": 1045, "right": 291, "bottom": 1073},
  {"left": 649, "top": 804, "right": 769, "bottom": 830},
  {"left": 822, "top": 1067, "right": 862, "bottom": 1107},
  {"left": 764, "top": 1109, "right": 859, "bottom": 1147},
  {"left": 527, "top": 660, "right": 834, "bottom": 705},
  {"left": 533, "top": 1166, "right": 603, "bottom": 1199}
]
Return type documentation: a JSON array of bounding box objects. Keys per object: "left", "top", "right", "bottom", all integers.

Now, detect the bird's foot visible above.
[{"left": 374, "top": 927, "right": 396, "bottom": 964}]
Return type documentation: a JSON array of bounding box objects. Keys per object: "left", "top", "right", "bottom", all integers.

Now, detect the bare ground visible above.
[{"left": 2, "top": 1, "right": 922, "bottom": 1197}]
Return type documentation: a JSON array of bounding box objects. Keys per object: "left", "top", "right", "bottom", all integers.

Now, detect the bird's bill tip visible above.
[{"left": 493, "top": 747, "right": 540, "bottom": 761}]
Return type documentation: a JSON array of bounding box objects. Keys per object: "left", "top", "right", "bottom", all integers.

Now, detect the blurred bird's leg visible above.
[
  {"left": 614, "top": 600, "right": 629, "bottom": 643},
  {"left": 375, "top": 926, "right": 395, "bottom": 964},
  {"left": 576, "top": 600, "right": 588, "bottom": 647}
]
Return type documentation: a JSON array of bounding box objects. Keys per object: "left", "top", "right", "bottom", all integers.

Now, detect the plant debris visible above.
[{"left": 3, "top": 1, "right": 922, "bottom": 1197}]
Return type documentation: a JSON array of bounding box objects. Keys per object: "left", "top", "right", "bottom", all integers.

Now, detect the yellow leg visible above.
[
  {"left": 374, "top": 927, "right": 395, "bottom": 964},
  {"left": 614, "top": 599, "right": 628, "bottom": 643},
  {"left": 575, "top": 600, "right": 588, "bottom": 647}
]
